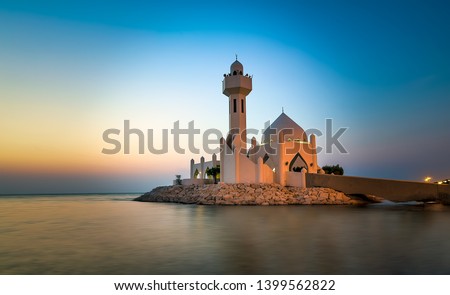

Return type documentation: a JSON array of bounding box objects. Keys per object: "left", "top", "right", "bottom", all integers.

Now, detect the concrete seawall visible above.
[{"left": 306, "top": 173, "right": 450, "bottom": 203}]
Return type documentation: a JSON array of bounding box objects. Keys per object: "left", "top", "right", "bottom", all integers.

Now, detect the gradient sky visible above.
[{"left": 1, "top": 0, "right": 449, "bottom": 193}]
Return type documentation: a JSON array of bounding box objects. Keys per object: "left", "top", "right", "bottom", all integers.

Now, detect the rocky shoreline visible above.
[{"left": 134, "top": 183, "right": 373, "bottom": 205}]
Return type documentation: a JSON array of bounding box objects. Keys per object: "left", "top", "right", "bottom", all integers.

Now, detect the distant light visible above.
[
  {"left": 438, "top": 181, "right": 443, "bottom": 184},
  {"left": 424, "top": 177, "right": 432, "bottom": 182}
]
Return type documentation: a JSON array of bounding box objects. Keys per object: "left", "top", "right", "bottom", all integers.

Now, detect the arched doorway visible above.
[{"left": 289, "top": 152, "right": 308, "bottom": 172}]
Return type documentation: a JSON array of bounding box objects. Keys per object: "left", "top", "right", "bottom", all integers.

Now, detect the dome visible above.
[
  {"left": 230, "top": 60, "right": 243, "bottom": 75},
  {"left": 262, "top": 112, "right": 308, "bottom": 144}
]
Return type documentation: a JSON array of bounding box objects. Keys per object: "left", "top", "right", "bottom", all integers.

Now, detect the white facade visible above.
[
  {"left": 190, "top": 154, "right": 218, "bottom": 179},
  {"left": 188, "top": 59, "right": 318, "bottom": 187}
]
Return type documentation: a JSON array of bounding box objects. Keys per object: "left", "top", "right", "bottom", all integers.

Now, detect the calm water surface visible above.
[{"left": 0, "top": 194, "right": 449, "bottom": 274}]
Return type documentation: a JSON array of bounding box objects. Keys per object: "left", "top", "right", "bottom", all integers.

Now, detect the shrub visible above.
[{"left": 322, "top": 164, "right": 344, "bottom": 175}]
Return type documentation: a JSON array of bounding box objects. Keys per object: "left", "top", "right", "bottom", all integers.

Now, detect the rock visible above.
[
  {"left": 319, "top": 192, "right": 328, "bottom": 198},
  {"left": 244, "top": 195, "right": 254, "bottom": 202},
  {"left": 223, "top": 194, "right": 233, "bottom": 201},
  {"left": 134, "top": 183, "right": 359, "bottom": 206}
]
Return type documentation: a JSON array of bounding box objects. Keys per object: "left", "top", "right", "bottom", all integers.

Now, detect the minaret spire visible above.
[{"left": 222, "top": 58, "right": 252, "bottom": 155}]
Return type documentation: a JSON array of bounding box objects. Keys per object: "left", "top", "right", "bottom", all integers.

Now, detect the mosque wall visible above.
[
  {"left": 222, "top": 146, "right": 236, "bottom": 183},
  {"left": 286, "top": 171, "right": 306, "bottom": 188},
  {"left": 261, "top": 163, "right": 274, "bottom": 183},
  {"left": 238, "top": 153, "right": 256, "bottom": 183}
]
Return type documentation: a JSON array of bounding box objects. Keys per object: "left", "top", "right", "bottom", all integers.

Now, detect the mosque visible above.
[{"left": 186, "top": 59, "right": 320, "bottom": 187}]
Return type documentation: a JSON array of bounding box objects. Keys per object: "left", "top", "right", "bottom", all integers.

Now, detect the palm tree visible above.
[{"left": 206, "top": 166, "right": 220, "bottom": 184}]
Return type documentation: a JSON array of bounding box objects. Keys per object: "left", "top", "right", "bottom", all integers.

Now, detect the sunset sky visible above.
[{"left": 1, "top": 1, "right": 449, "bottom": 193}]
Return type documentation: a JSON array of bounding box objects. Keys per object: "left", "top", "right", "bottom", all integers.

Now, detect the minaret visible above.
[{"left": 222, "top": 58, "right": 252, "bottom": 151}]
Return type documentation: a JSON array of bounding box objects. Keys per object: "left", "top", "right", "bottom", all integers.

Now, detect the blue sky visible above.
[{"left": 1, "top": 0, "right": 449, "bottom": 193}]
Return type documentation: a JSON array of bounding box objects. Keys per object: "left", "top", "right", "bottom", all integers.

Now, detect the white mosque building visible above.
[{"left": 185, "top": 59, "right": 319, "bottom": 187}]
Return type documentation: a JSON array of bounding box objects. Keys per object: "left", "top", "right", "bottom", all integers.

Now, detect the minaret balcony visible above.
[{"left": 222, "top": 75, "right": 252, "bottom": 96}]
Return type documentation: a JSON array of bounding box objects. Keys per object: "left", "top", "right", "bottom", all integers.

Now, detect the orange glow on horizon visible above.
[{"left": 0, "top": 137, "right": 195, "bottom": 177}]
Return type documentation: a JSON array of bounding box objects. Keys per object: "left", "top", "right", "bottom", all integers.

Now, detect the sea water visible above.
[{"left": 0, "top": 194, "right": 449, "bottom": 274}]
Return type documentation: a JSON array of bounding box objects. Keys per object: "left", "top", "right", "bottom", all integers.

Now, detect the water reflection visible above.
[{"left": 0, "top": 195, "right": 449, "bottom": 274}]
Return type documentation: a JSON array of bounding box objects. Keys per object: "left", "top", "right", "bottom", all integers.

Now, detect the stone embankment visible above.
[{"left": 134, "top": 183, "right": 367, "bottom": 205}]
